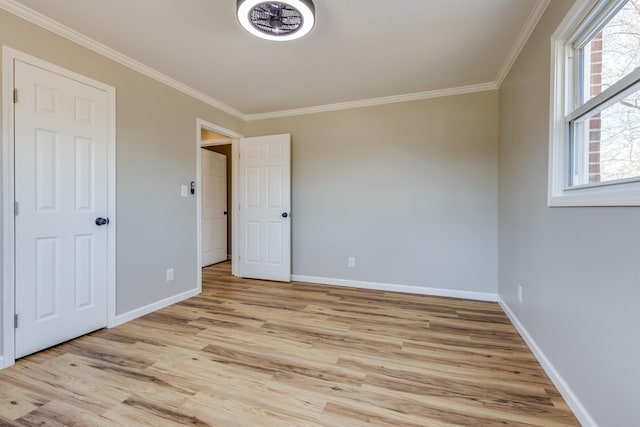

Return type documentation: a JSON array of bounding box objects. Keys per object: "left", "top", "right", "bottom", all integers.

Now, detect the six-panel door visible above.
[
  {"left": 238, "top": 134, "right": 291, "bottom": 282},
  {"left": 14, "top": 59, "right": 109, "bottom": 358}
]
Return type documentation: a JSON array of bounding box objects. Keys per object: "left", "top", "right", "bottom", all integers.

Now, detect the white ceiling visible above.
[{"left": 8, "top": 0, "right": 546, "bottom": 118}]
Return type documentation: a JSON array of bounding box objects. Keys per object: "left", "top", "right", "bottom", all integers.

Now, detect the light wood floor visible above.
[{"left": 0, "top": 262, "right": 578, "bottom": 426}]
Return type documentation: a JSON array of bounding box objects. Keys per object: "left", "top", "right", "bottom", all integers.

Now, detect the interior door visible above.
[
  {"left": 238, "top": 134, "right": 291, "bottom": 282},
  {"left": 201, "top": 149, "right": 227, "bottom": 266},
  {"left": 14, "top": 59, "right": 110, "bottom": 358}
]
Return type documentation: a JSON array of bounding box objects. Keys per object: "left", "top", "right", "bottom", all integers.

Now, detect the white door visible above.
[
  {"left": 14, "top": 59, "right": 110, "bottom": 358},
  {"left": 201, "top": 149, "right": 227, "bottom": 266},
  {"left": 238, "top": 134, "right": 291, "bottom": 282}
]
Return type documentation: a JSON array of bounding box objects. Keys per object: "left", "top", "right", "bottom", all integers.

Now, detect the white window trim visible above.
[{"left": 548, "top": 0, "right": 640, "bottom": 206}]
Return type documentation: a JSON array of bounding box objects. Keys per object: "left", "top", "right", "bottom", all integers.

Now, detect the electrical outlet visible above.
[
  {"left": 517, "top": 285, "right": 523, "bottom": 303},
  {"left": 348, "top": 257, "right": 356, "bottom": 268},
  {"left": 167, "top": 268, "right": 174, "bottom": 282}
]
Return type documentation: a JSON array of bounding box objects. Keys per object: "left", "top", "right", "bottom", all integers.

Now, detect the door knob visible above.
[
  {"left": 224, "top": 211, "right": 228, "bottom": 215},
  {"left": 95, "top": 217, "right": 109, "bottom": 226},
  {"left": 281, "top": 212, "right": 288, "bottom": 218}
]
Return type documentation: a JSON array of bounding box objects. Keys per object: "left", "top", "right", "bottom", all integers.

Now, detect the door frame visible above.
[
  {"left": 196, "top": 119, "right": 242, "bottom": 280},
  {"left": 1, "top": 47, "right": 117, "bottom": 368}
]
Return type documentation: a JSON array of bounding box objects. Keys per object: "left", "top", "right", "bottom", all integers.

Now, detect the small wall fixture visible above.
[{"left": 237, "top": 0, "right": 315, "bottom": 41}]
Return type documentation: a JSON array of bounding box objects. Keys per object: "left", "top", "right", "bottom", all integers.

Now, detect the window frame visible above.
[{"left": 549, "top": 0, "right": 640, "bottom": 206}]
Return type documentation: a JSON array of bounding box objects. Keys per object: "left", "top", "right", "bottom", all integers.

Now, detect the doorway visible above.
[
  {"left": 201, "top": 143, "right": 231, "bottom": 266},
  {"left": 196, "top": 122, "right": 293, "bottom": 284},
  {"left": 196, "top": 120, "right": 241, "bottom": 281}
]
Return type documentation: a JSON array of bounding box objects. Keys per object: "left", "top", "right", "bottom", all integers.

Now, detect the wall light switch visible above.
[
  {"left": 181, "top": 185, "right": 188, "bottom": 197},
  {"left": 167, "top": 268, "right": 174, "bottom": 282}
]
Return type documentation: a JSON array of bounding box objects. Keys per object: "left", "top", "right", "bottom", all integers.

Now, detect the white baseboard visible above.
[
  {"left": 291, "top": 274, "right": 497, "bottom": 302},
  {"left": 113, "top": 287, "right": 200, "bottom": 327},
  {"left": 498, "top": 297, "right": 597, "bottom": 427}
]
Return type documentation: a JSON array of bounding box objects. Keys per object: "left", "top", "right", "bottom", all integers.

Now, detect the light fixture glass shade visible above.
[{"left": 237, "top": 0, "right": 315, "bottom": 41}]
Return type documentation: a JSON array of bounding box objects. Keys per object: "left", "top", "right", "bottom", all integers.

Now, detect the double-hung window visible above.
[{"left": 549, "top": 0, "right": 640, "bottom": 205}]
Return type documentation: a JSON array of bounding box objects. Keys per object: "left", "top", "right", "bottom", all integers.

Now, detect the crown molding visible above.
[
  {"left": 495, "top": 0, "right": 551, "bottom": 87},
  {"left": 0, "top": 0, "right": 246, "bottom": 120},
  {"left": 244, "top": 82, "right": 499, "bottom": 121},
  {"left": 0, "top": 0, "right": 541, "bottom": 122}
]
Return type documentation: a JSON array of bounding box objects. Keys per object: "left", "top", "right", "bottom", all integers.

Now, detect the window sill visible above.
[{"left": 548, "top": 182, "right": 640, "bottom": 207}]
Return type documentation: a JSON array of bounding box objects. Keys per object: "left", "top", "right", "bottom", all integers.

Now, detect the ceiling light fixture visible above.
[{"left": 237, "top": 0, "right": 315, "bottom": 41}]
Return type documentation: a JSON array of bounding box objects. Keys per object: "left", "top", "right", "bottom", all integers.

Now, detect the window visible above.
[{"left": 549, "top": 0, "right": 640, "bottom": 205}]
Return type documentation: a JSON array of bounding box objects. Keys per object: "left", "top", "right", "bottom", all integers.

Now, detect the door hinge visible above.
[
  {"left": 14, "top": 201, "right": 19, "bottom": 216},
  {"left": 13, "top": 88, "right": 18, "bottom": 104},
  {"left": 14, "top": 314, "right": 18, "bottom": 329}
]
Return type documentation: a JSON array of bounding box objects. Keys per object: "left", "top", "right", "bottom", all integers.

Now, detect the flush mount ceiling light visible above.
[{"left": 237, "top": 0, "right": 315, "bottom": 41}]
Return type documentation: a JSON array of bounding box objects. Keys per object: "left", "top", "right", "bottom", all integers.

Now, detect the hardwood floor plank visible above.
[
  {"left": 14, "top": 400, "right": 113, "bottom": 427},
  {"left": 179, "top": 391, "right": 326, "bottom": 427},
  {"left": 1, "top": 359, "right": 129, "bottom": 416},
  {"left": 0, "top": 389, "right": 48, "bottom": 421},
  {"left": 0, "top": 261, "right": 578, "bottom": 426},
  {"left": 0, "top": 416, "right": 20, "bottom": 427},
  {"left": 322, "top": 400, "right": 455, "bottom": 427},
  {"left": 121, "top": 396, "right": 209, "bottom": 426}
]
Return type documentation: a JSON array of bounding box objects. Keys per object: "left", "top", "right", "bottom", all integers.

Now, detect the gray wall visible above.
[
  {"left": 498, "top": 1, "right": 640, "bottom": 425},
  {"left": 0, "top": 10, "right": 243, "bottom": 357},
  {"left": 245, "top": 92, "right": 499, "bottom": 294}
]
